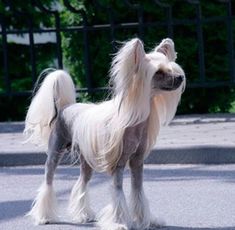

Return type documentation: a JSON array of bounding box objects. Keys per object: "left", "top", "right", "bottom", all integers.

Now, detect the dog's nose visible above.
[{"left": 177, "top": 75, "right": 184, "bottom": 82}]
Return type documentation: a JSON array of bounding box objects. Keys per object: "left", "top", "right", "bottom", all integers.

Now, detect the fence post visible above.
[
  {"left": 190, "top": 0, "right": 206, "bottom": 84},
  {"left": 33, "top": 0, "right": 63, "bottom": 69},
  {"left": 0, "top": 15, "right": 11, "bottom": 94},
  {"left": 224, "top": 0, "right": 235, "bottom": 83},
  {"left": 123, "top": 0, "right": 144, "bottom": 40},
  {"left": 154, "top": 0, "right": 173, "bottom": 39},
  {"left": 63, "top": 0, "right": 93, "bottom": 93}
]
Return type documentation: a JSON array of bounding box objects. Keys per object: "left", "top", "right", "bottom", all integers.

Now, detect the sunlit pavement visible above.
[
  {"left": 1, "top": 164, "right": 235, "bottom": 230},
  {"left": 0, "top": 114, "right": 235, "bottom": 229}
]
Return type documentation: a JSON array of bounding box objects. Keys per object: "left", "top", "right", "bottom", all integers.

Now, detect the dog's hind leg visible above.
[
  {"left": 68, "top": 154, "right": 95, "bottom": 223},
  {"left": 97, "top": 165, "right": 131, "bottom": 230},
  {"left": 129, "top": 155, "right": 163, "bottom": 229},
  {"left": 27, "top": 121, "right": 69, "bottom": 225}
]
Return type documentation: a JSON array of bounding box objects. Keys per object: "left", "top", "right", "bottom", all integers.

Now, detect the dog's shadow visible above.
[
  {"left": 158, "top": 227, "right": 235, "bottom": 230},
  {"left": 47, "top": 220, "right": 96, "bottom": 228},
  {"left": 46, "top": 222, "right": 235, "bottom": 230}
]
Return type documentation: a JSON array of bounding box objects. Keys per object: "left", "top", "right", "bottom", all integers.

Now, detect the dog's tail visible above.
[{"left": 24, "top": 69, "right": 76, "bottom": 146}]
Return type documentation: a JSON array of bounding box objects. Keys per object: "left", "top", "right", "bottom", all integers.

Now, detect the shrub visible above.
[{"left": 0, "top": 0, "right": 234, "bottom": 120}]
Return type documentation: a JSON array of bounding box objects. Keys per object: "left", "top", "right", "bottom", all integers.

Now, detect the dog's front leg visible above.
[
  {"left": 97, "top": 165, "right": 131, "bottom": 230},
  {"left": 129, "top": 157, "right": 163, "bottom": 229}
]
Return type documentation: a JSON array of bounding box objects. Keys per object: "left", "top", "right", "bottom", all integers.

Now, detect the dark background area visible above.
[{"left": 0, "top": 0, "right": 235, "bottom": 121}]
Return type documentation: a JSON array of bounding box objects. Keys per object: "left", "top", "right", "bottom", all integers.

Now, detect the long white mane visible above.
[
  {"left": 71, "top": 38, "right": 185, "bottom": 173},
  {"left": 72, "top": 39, "right": 153, "bottom": 172}
]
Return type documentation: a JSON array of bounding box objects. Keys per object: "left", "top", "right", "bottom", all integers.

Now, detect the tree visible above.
[{"left": 0, "top": 0, "right": 234, "bottom": 120}]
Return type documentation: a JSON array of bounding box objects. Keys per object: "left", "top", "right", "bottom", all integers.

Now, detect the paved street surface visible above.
[
  {"left": 0, "top": 114, "right": 235, "bottom": 229},
  {"left": 1, "top": 164, "right": 235, "bottom": 230}
]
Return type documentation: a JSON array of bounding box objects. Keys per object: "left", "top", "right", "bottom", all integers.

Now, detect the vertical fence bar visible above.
[
  {"left": 33, "top": 0, "right": 63, "bottom": 69},
  {"left": 55, "top": 13, "right": 63, "bottom": 69},
  {"left": 0, "top": 15, "right": 11, "bottom": 94},
  {"left": 6, "top": 0, "right": 37, "bottom": 87},
  {"left": 224, "top": 0, "right": 234, "bottom": 83},
  {"left": 154, "top": 1, "right": 173, "bottom": 39},
  {"left": 166, "top": 5, "right": 173, "bottom": 38},
  {"left": 109, "top": 7, "right": 116, "bottom": 52},
  {"left": 137, "top": 5, "right": 144, "bottom": 40},
  {"left": 93, "top": 1, "right": 116, "bottom": 52},
  {"left": 28, "top": 19, "right": 37, "bottom": 84},
  {"left": 82, "top": 11, "right": 92, "bottom": 93},
  {"left": 63, "top": 1, "right": 92, "bottom": 93},
  {"left": 123, "top": 0, "right": 144, "bottom": 40},
  {"left": 193, "top": 1, "right": 206, "bottom": 83}
]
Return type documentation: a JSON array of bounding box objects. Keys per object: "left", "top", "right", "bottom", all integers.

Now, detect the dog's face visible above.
[
  {"left": 110, "top": 38, "right": 185, "bottom": 98},
  {"left": 147, "top": 38, "right": 185, "bottom": 93}
]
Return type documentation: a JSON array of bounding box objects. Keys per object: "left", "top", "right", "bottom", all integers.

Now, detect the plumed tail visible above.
[{"left": 24, "top": 69, "right": 76, "bottom": 146}]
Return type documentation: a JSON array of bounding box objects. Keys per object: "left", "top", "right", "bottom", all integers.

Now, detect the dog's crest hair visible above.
[
  {"left": 72, "top": 38, "right": 185, "bottom": 173},
  {"left": 72, "top": 39, "right": 156, "bottom": 172}
]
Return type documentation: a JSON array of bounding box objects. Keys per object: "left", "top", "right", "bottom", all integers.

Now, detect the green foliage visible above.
[
  {"left": 0, "top": 0, "right": 59, "bottom": 120},
  {"left": 61, "top": 0, "right": 235, "bottom": 114},
  {"left": 0, "top": 0, "right": 56, "bottom": 29},
  {"left": 0, "top": 0, "right": 234, "bottom": 121}
]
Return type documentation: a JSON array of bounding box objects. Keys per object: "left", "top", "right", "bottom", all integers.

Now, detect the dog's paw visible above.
[
  {"left": 26, "top": 210, "right": 58, "bottom": 225},
  {"left": 26, "top": 183, "right": 58, "bottom": 225},
  {"left": 97, "top": 203, "right": 131, "bottom": 230},
  {"left": 131, "top": 217, "right": 165, "bottom": 230},
  {"left": 148, "top": 217, "right": 165, "bottom": 229},
  {"left": 114, "top": 224, "right": 129, "bottom": 230},
  {"left": 70, "top": 210, "right": 96, "bottom": 224}
]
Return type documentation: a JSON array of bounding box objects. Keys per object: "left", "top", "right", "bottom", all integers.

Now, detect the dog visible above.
[{"left": 24, "top": 38, "right": 185, "bottom": 230}]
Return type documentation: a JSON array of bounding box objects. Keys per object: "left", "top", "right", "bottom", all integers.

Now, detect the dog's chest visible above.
[{"left": 123, "top": 121, "right": 147, "bottom": 155}]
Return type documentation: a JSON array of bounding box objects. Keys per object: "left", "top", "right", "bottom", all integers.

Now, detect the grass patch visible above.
[{"left": 229, "top": 101, "right": 235, "bottom": 113}]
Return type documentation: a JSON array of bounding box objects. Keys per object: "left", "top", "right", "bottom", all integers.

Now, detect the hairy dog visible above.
[{"left": 24, "top": 38, "right": 185, "bottom": 230}]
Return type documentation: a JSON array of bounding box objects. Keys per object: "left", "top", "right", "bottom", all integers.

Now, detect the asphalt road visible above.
[{"left": 1, "top": 164, "right": 235, "bottom": 230}]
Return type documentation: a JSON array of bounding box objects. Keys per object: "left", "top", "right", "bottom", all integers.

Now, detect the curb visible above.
[
  {"left": 147, "top": 146, "right": 235, "bottom": 164},
  {"left": 1, "top": 146, "right": 235, "bottom": 167},
  {"left": 0, "top": 152, "right": 71, "bottom": 167}
]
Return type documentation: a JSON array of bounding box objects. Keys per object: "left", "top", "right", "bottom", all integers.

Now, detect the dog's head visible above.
[
  {"left": 111, "top": 38, "right": 185, "bottom": 97},
  {"left": 147, "top": 38, "right": 185, "bottom": 94},
  {"left": 110, "top": 38, "right": 185, "bottom": 125}
]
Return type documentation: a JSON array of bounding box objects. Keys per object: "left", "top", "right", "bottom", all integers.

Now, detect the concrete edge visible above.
[
  {"left": 146, "top": 146, "right": 235, "bottom": 164},
  {"left": 0, "top": 152, "right": 72, "bottom": 167},
  {"left": 1, "top": 146, "right": 235, "bottom": 166}
]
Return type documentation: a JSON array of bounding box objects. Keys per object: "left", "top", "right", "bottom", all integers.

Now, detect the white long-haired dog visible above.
[{"left": 25, "top": 38, "right": 185, "bottom": 230}]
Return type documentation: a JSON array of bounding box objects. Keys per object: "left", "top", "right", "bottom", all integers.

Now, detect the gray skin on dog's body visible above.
[
  {"left": 45, "top": 107, "right": 148, "bottom": 186},
  {"left": 44, "top": 65, "right": 184, "bottom": 186},
  {"left": 25, "top": 38, "right": 186, "bottom": 229},
  {"left": 44, "top": 107, "right": 149, "bottom": 229},
  {"left": 44, "top": 68, "right": 183, "bottom": 227},
  {"left": 34, "top": 37, "right": 185, "bottom": 229}
]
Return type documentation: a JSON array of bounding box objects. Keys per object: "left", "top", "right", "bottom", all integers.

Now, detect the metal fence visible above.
[{"left": 0, "top": 0, "right": 235, "bottom": 98}]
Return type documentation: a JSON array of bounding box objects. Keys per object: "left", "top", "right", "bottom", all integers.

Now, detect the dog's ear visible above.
[
  {"left": 155, "top": 38, "right": 177, "bottom": 62},
  {"left": 131, "top": 38, "right": 146, "bottom": 72},
  {"left": 112, "top": 38, "right": 146, "bottom": 74},
  {"left": 110, "top": 38, "right": 146, "bottom": 94}
]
